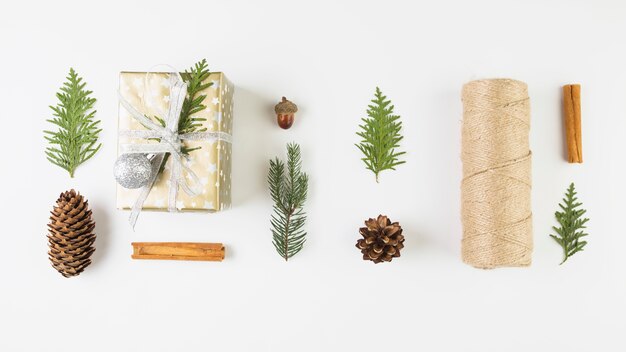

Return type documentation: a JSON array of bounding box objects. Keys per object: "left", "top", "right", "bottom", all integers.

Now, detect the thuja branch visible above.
[
  {"left": 550, "top": 183, "right": 590, "bottom": 264},
  {"left": 356, "top": 87, "right": 406, "bottom": 182},
  {"left": 44, "top": 68, "right": 101, "bottom": 178}
]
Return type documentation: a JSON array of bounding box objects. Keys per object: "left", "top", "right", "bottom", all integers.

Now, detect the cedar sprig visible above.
[
  {"left": 44, "top": 68, "right": 102, "bottom": 178},
  {"left": 550, "top": 183, "right": 590, "bottom": 265},
  {"left": 268, "top": 143, "right": 309, "bottom": 261},
  {"left": 356, "top": 87, "right": 406, "bottom": 183}
]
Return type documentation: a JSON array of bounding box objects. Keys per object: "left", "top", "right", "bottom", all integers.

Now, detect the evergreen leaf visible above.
[
  {"left": 355, "top": 87, "right": 406, "bottom": 183},
  {"left": 43, "top": 68, "right": 101, "bottom": 177},
  {"left": 268, "top": 143, "right": 309, "bottom": 261},
  {"left": 178, "top": 58, "right": 212, "bottom": 148},
  {"left": 153, "top": 59, "right": 213, "bottom": 176},
  {"left": 549, "top": 183, "right": 590, "bottom": 265}
]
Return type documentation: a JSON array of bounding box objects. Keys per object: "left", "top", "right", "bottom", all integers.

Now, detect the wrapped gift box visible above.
[{"left": 116, "top": 71, "right": 233, "bottom": 212}]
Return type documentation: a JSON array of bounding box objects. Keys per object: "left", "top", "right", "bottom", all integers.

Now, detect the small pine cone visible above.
[
  {"left": 356, "top": 215, "right": 404, "bottom": 263},
  {"left": 47, "top": 190, "right": 96, "bottom": 278}
]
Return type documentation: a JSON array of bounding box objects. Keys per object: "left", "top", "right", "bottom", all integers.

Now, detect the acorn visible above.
[{"left": 274, "top": 97, "right": 298, "bottom": 129}]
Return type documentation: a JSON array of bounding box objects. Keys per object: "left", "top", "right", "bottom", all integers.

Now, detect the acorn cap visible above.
[{"left": 275, "top": 97, "right": 298, "bottom": 114}]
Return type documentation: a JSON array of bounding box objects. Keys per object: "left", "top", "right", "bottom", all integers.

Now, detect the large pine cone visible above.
[
  {"left": 47, "top": 190, "right": 96, "bottom": 278},
  {"left": 356, "top": 215, "right": 404, "bottom": 263}
]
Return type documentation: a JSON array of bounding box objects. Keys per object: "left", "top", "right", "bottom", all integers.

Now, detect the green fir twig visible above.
[
  {"left": 44, "top": 68, "right": 101, "bottom": 178},
  {"left": 356, "top": 87, "right": 406, "bottom": 183},
  {"left": 268, "top": 143, "right": 309, "bottom": 261},
  {"left": 179, "top": 59, "right": 211, "bottom": 139},
  {"left": 155, "top": 59, "right": 212, "bottom": 175},
  {"left": 550, "top": 183, "right": 590, "bottom": 265}
]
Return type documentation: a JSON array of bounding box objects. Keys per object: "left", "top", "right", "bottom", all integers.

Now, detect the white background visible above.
[{"left": 1, "top": 0, "right": 624, "bottom": 351}]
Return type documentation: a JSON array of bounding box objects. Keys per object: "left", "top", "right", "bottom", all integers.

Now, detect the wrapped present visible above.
[{"left": 115, "top": 68, "right": 233, "bottom": 227}]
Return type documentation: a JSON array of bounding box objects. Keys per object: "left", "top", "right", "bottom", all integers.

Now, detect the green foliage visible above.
[
  {"left": 154, "top": 59, "right": 212, "bottom": 174},
  {"left": 179, "top": 58, "right": 211, "bottom": 151},
  {"left": 268, "top": 143, "right": 309, "bottom": 261},
  {"left": 550, "top": 183, "right": 590, "bottom": 265},
  {"left": 356, "top": 87, "right": 406, "bottom": 183},
  {"left": 44, "top": 68, "right": 101, "bottom": 178}
]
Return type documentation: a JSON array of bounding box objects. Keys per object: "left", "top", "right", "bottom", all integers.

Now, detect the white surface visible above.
[{"left": 1, "top": 0, "right": 624, "bottom": 351}]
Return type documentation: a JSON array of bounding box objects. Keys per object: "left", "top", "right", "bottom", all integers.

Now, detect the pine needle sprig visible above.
[
  {"left": 356, "top": 87, "right": 406, "bottom": 183},
  {"left": 154, "top": 59, "right": 212, "bottom": 174},
  {"left": 179, "top": 58, "right": 211, "bottom": 138},
  {"left": 550, "top": 183, "right": 590, "bottom": 265},
  {"left": 44, "top": 68, "right": 101, "bottom": 178},
  {"left": 268, "top": 143, "right": 309, "bottom": 261}
]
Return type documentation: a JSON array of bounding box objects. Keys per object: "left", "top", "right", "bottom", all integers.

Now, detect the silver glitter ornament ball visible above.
[{"left": 114, "top": 153, "right": 153, "bottom": 189}]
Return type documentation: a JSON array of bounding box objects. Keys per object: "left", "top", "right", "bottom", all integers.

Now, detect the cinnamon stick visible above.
[
  {"left": 131, "top": 242, "right": 225, "bottom": 261},
  {"left": 563, "top": 84, "right": 582, "bottom": 163}
]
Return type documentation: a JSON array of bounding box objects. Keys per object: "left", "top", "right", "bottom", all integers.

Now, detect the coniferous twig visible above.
[
  {"left": 179, "top": 58, "right": 211, "bottom": 153},
  {"left": 550, "top": 183, "right": 590, "bottom": 264},
  {"left": 44, "top": 68, "right": 101, "bottom": 178},
  {"left": 154, "top": 59, "right": 212, "bottom": 174},
  {"left": 268, "top": 143, "right": 309, "bottom": 261},
  {"left": 356, "top": 87, "right": 406, "bottom": 182}
]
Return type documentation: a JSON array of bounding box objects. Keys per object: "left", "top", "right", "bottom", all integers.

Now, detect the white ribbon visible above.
[{"left": 118, "top": 72, "right": 231, "bottom": 229}]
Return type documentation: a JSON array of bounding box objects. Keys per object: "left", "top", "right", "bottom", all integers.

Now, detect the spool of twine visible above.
[{"left": 461, "top": 79, "right": 532, "bottom": 269}]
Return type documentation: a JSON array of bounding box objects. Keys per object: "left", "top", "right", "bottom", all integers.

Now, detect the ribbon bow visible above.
[{"left": 118, "top": 73, "right": 231, "bottom": 228}]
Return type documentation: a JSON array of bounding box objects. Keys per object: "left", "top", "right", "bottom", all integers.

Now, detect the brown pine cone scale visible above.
[{"left": 356, "top": 215, "right": 404, "bottom": 263}]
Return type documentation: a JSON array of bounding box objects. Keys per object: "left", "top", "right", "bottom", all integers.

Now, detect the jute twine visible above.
[{"left": 461, "top": 79, "right": 532, "bottom": 269}]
